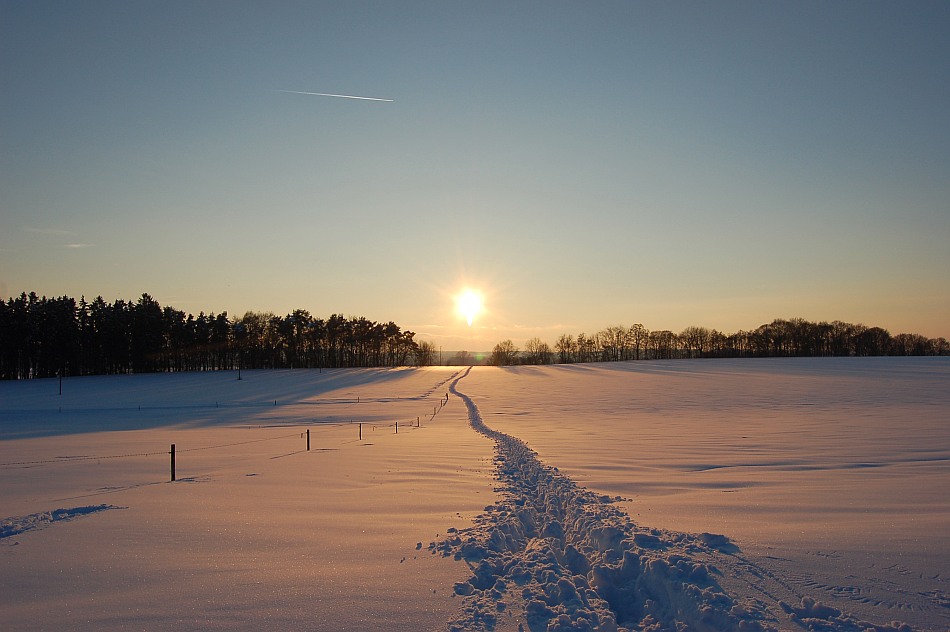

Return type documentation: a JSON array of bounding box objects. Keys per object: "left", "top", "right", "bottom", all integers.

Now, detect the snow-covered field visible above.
[{"left": 1, "top": 359, "right": 947, "bottom": 631}]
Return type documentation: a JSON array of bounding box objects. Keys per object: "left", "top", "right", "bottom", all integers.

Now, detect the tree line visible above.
[
  {"left": 487, "top": 318, "right": 949, "bottom": 366},
  {"left": 4, "top": 292, "right": 945, "bottom": 378},
  {"left": 0, "top": 292, "right": 436, "bottom": 380}
]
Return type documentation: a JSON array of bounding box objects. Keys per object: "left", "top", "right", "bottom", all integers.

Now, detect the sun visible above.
[{"left": 455, "top": 288, "right": 484, "bottom": 326}]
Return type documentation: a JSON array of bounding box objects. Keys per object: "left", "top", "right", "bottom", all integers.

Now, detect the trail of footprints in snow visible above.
[{"left": 432, "top": 368, "right": 914, "bottom": 632}]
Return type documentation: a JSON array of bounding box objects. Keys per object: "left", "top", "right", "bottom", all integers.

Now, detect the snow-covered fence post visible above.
[{"left": 170, "top": 444, "right": 176, "bottom": 482}]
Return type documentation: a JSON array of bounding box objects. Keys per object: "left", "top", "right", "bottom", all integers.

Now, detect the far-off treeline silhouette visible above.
[
  {"left": 486, "top": 319, "right": 949, "bottom": 366},
  {"left": 0, "top": 292, "right": 436, "bottom": 380},
  {"left": 2, "top": 292, "right": 947, "bottom": 380}
]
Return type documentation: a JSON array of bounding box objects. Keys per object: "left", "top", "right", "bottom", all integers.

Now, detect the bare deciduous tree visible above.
[
  {"left": 555, "top": 334, "right": 577, "bottom": 364},
  {"left": 523, "top": 337, "right": 553, "bottom": 365},
  {"left": 628, "top": 323, "right": 648, "bottom": 360},
  {"left": 449, "top": 350, "right": 473, "bottom": 365},
  {"left": 414, "top": 340, "right": 437, "bottom": 366},
  {"left": 679, "top": 326, "right": 711, "bottom": 359},
  {"left": 488, "top": 339, "right": 519, "bottom": 366}
]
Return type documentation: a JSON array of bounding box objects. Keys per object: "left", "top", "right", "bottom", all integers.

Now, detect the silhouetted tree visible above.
[
  {"left": 891, "top": 333, "right": 931, "bottom": 356},
  {"left": 448, "top": 350, "right": 473, "bottom": 366},
  {"left": 599, "top": 326, "right": 629, "bottom": 362},
  {"left": 130, "top": 294, "right": 163, "bottom": 372},
  {"left": 415, "top": 340, "right": 437, "bottom": 366},
  {"left": 523, "top": 337, "right": 553, "bottom": 365},
  {"left": 555, "top": 334, "right": 577, "bottom": 364},
  {"left": 628, "top": 324, "right": 648, "bottom": 360},
  {"left": 679, "top": 326, "right": 711, "bottom": 359},
  {"left": 649, "top": 330, "right": 677, "bottom": 360},
  {"left": 575, "top": 333, "right": 595, "bottom": 363},
  {"left": 488, "top": 340, "right": 519, "bottom": 366}
]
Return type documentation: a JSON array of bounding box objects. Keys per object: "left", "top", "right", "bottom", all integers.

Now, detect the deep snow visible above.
[{"left": 1, "top": 358, "right": 947, "bottom": 630}]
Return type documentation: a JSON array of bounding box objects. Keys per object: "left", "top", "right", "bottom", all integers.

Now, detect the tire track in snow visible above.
[{"left": 435, "top": 368, "right": 914, "bottom": 632}]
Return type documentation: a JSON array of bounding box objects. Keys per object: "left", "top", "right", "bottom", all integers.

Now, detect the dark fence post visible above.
[
  {"left": 170, "top": 444, "right": 176, "bottom": 482},
  {"left": 359, "top": 423, "right": 362, "bottom": 441},
  {"left": 306, "top": 428, "right": 310, "bottom": 451}
]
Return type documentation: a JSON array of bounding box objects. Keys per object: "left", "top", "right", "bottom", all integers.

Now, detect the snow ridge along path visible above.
[
  {"left": 437, "top": 368, "right": 913, "bottom": 632},
  {"left": 1, "top": 505, "right": 122, "bottom": 540}
]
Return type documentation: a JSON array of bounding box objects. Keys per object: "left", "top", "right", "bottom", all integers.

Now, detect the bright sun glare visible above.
[{"left": 455, "top": 289, "right": 484, "bottom": 327}]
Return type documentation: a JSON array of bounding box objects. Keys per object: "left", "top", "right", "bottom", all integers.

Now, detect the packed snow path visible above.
[{"left": 437, "top": 368, "right": 914, "bottom": 632}]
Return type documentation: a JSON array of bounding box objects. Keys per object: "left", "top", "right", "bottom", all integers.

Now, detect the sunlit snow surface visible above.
[{"left": 1, "top": 358, "right": 947, "bottom": 630}]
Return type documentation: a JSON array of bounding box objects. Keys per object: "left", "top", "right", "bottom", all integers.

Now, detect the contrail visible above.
[{"left": 276, "top": 89, "right": 394, "bottom": 102}]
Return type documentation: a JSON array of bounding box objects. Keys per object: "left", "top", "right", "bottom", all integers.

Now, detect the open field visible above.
[{"left": 2, "top": 359, "right": 948, "bottom": 630}]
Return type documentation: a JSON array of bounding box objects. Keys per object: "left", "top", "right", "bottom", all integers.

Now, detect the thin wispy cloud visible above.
[
  {"left": 24, "top": 227, "right": 74, "bottom": 236},
  {"left": 20, "top": 228, "right": 93, "bottom": 248},
  {"left": 275, "top": 89, "right": 394, "bottom": 102}
]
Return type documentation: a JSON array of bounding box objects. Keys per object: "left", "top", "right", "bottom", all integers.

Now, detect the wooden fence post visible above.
[
  {"left": 170, "top": 444, "right": 176, "bottom": 482},
  {"left": 306, "top": 428, "right": 310, "bottom": 451},
  {"left": 359, "top": 423, "right": 362, "bottom": 441}
]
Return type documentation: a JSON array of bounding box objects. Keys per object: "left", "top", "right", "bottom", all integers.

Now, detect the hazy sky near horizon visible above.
[{"left": 2, "top": 1, "right": 949, "bottom": 348}]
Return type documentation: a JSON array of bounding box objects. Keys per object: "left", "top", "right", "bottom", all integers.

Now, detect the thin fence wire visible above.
[
  {"left": 0, "top": 450, "right": 171, "bottom": 467},
  {"left": 0, "top": 392, "right": 451, "bottom": 469},
  {"left": 175, "top": 432, "right": 301, "bottom": 454},
  {"left": 1, "top": 395, "right": 453, "bottom": 416}
]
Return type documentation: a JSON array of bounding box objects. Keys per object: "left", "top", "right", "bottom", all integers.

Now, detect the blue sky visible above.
[{"left": 2, "top": 1, "right": 948, "bottom": 348}]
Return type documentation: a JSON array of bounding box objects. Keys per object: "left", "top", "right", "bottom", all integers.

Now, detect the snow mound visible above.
[
  {"left": 435, "top": 368, "right": 915, "bottom": 632},
  {"left": 2, "top": 505, "right": 122, "bottom": 541}
]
